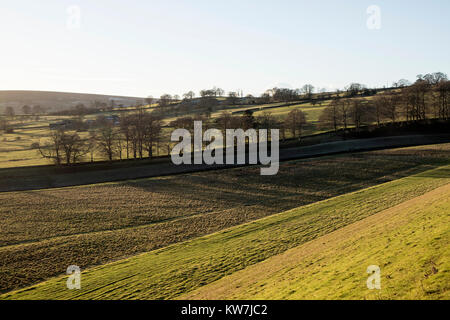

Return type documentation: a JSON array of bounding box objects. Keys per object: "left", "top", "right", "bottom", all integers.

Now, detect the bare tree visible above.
[
  {"left": 240, "top": 110, "right": 255, "bottom": 130},
  {"left": 97, "top": 125, "right": 118, "bottom": 161},
  {"left": 423, "top": 72, "right": 448, "bottom": 85},
  {"left": 143, "top": 113, "right": 162, "bottom": 157},
  {"left": 134, "top": 112, "right": 144, "bottom": 159},
  {"left": 259, "top": 92, "right": 271, "bottom": 104},
  {"left": 159, "top": 94, "right": 172, "bottom": 108},
  {"left": 436, "top": 81, "right": 450, "bottom": 119},
  {"left": 272, "top": 88, "right": 298, "bottom": 103},
  {"left": 129, "top": 124, "right": 138, "bottom": 159},
  {"left": 200, "top": 89, "right": 216, "bottom": 98},
  {"left": 276, "top": 119, "right": 288, "bottom": 141},
  {"left": 124, "top": 107, "right": 163, "bottom": 159},
  {"left": 38, "top": 130, "right": 64, "bottom": 165},
  {"left": 301, "top": 84, "right": 315, "bottom": 99},
  {"left": 345, "top": 83, "right": 365, "bottom": 97},
  {"left": 350, "top": 99, "right": 372, "bottom": 129},
  {"left": 371, "top": 95, "right": 385, "bottom": 126},
  {"left": 257, "top": 111, "right": 277, "bottom": 140},
  {"left": 227, "top": 92, "right": 239, "bottom": 105},
  {"left": 257, "top": 111, "right": 276, "bottom": 130},
  {"left": 216, "top": 111, "right": 234, "bottom": 133},
  {"left": 402, "top": 80, "right": 429, "bottom": 121},
  {"left": 183, "top": 91, "right": 195, "bottom": 100},
  {"left": 87, "top": 131, "right": 97, "bottom": 162},
  {"left": 38, "top": 129, "right": 86, "bottom": 165},
  {"left": 61, "top": 132, "right": 86, "bottom": 164},
  {"left": 338, "top": 98, "right": 351, "bottom": 129},
  {"left": 120, "top": 115, "right": 133, "bottom": 159},
  {"left": 319, "top": 99, "right": 341, "bottom": 132},
  {"left": 285, "top": 109, "right": 307, "bottom": 138},
  {"left": 393, "top": 79, "right": 411, "bottom": 88},
  {"left": 383, "top": 93, "right": 401, "bottom": 123},
  {"left": 372, "top": 93, "right": 402, "bottom": 126},
  {"left": 115, "top": 131, "right": 124, "bottom": 160}
]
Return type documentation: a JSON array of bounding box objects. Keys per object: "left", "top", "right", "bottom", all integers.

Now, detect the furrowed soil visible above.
[
  {"left": 3, "top": 164, "right": 449, "bottom": 300},
  {"left": 0, "top": 143, "right": 449, "bottom": 293}
]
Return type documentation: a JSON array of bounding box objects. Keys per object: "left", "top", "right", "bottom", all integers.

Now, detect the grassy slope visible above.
[
  {"left": 3, "top": 145, "right": 449, "bottom": 293},
  {"left": 183, "top": 184, "right": 450, "bottom": 300},
  {"left": 2, "top": 164, "right": 449, "bottom": 300}
]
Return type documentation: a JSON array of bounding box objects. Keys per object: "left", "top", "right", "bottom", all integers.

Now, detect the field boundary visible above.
[{"left": 1, "top": 134, "right": 450, "bottom": 193}]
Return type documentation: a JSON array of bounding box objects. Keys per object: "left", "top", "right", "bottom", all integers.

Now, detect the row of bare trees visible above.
[
  {"left": 39, "top": 108, "right": 163, "bottom": 165},
  {"left": 38, "top": 130, "right": 87, "bottom": 166},
  {"left": 160, "top": 85, "right": 317, "bottom": 110},
  {"left": 220, "top": 109, "right": 307, "bottom": 139},
  {"left": 119, "top": 109, "right": 163, "bottom": 159},
  {"left": 320, "top": 98, "right": 374, "bottom": 131},
  {"left": 320, "top": 77, "right": 450, "bottom": 131},
  {"left": 35, "top": 72, "right": 450, "bottom": 165},
  {"left": 171, "top": 108, "right": 307, "bottom": 141},
  {"left": 403, "top": 79, "right": 450, "bottom": 121}
]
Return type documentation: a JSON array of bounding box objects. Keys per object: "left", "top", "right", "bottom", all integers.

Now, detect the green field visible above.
[
  {"left": 0, "top": 115, "right": 171, "bottom": 168},
  {"left": 253, "top": 103, "right": 327, "bottom": 118},
  {"left": 2, "top": 162, "right": 449, "bottom": 300},
  {"left": 184, "top": 183, "right": 450, "bottom": 300}
]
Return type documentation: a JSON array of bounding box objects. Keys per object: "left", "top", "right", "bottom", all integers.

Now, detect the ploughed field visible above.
[
  {"left": 4, "top": 162, "right": 450, "bottom": 300},
  {"left": 0, "top": 143, "right": 449, "bottom": 293}
]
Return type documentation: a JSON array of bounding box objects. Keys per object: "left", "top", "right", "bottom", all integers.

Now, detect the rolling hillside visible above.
[
  {"left": 183, "top": 183, "right": 450, "bottom": 300},
  {"left": 2, "top": 164, "right": 449, "bottom": 300},
  {"left": 0, "top": 90, "right": 145, "bottom": 113},
  {"left": 0, "top": 144, "right": 449, "bottom": 293}
]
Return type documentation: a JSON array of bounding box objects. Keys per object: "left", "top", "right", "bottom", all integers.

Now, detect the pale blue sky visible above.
[{"left": 1, "top": 0, "right": 449, "bottom": 97}]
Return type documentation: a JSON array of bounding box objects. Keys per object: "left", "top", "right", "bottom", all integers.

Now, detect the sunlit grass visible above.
[
  {"left": 183, "top": 182, "right": 450, "bottom": 300},
  {"left": 2, "top": 163, "right": 449, "bottom": 300}
]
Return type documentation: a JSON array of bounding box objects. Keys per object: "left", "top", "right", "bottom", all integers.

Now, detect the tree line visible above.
[
  {"left": 38, "top": 107, "right": 163, "bottom": 165},
  {"left": 319, "top": 73, "right": 450, "bottom": 131},
  {"left": 171, "top": 108, "right": 307, "bottom": 142},
  {"left": 5, "top": 71, "right": 448, "bottom": 166},
  {"left": 38, "top": 105, "right": 309, "bottom": 166}
]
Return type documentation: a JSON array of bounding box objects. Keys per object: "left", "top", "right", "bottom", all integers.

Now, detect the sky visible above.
[{"left": 0, "top": 0, "right": 449, "bottom": 98}]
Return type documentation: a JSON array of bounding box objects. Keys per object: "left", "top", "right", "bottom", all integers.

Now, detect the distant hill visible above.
[{"left": 0, "top": 90, "right": 146, "bottom": 113}]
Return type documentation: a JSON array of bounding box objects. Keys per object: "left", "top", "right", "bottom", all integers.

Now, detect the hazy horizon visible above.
[{"left": 1, "top": 0, "right": 449, "bottom": 98}]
